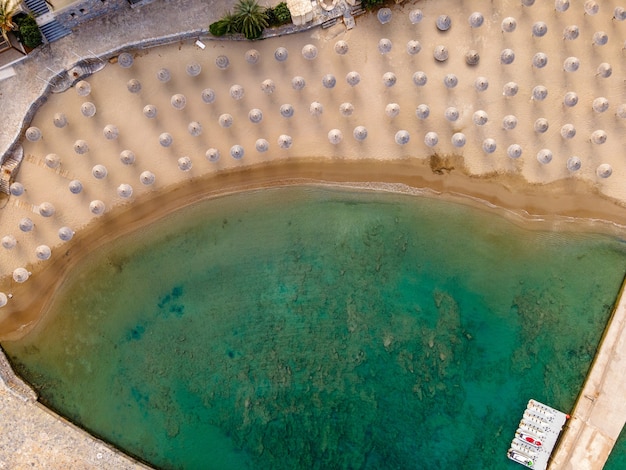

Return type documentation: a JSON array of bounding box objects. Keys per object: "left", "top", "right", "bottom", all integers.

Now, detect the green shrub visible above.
[
  {"left": 362, "top": 0, "right": 384, "bottom": 9},
  {"left": 274, "top": 2, "right": 291, "bottom": 25},
  {"left": 14, "top": 14, "right": 42, "bottom": 49},
  {"left": 209, "top": 11, "right": 239, "bottom": 37},
  {"left": 265, "top": 6, "right": 278, "bottom": 26}
]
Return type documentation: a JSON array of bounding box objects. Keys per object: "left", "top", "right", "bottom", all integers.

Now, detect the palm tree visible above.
[
  {"left": 234, "top": 0, "right": 268, "bottom": 40},
  {"left": 0, "top": 0, "right": 18, "bottom": 46}
]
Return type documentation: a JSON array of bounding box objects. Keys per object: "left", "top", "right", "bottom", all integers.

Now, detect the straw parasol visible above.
[
  {"left": 13, "top": 221, "right": 29, "bottom": 238},
  {"left": 291, "top": 76, "right": 306, "bottom": 90},
  {"left": 563, "top": 25, "right": 579, "bottom": 40},
  {"left": 188, "top": 121, "right": 202, "bottom": 136},
  {"left": 143, "top": 105, "right": 157, "bottom": 118},
  {"left": 9, "top": 182, "right": 24, "bottom": 196},
  {"left": 256, "top": 139, "right": 269, "bottom": 152},
  {"left": 466, "top": 50, "right": 479, "bottom": 65},
  {"left": 322, "top": 74, "right": 336, "bottom": 88},
  {"left": 177, "top": 156, "right": 192, "bottom": 171},
  {"left": 503, "top": 82, "right": 518, "bottom": 96},
  {"left": 593, "top": 31, "right": 608, "bottom": 46},
  {"left": 74, "top": 139, "right": 89, "bottom": 154},
  {"left": 334, "top": 40, "right": 349, "bottom": 55},
  {"left": 205, "top": 148, "right": 220, "bottom": 162},
  {"left": 377, "top": 8, "right": 392, "bottom": 24},
  {"left": 502, "top": 17, "right": 516, "bottom": 32},
  {"left": 346, "top": 71, "right": 361, "bottom": 87},
  {"left": 39, "top": 202, "right": 55, "bottom": 217},
  {"left": 532, "top": 22, "right": 548, "bottom": 37},
  {"left": 261, "top": 79, "right": 276, "bottom": 94},
  {"left": 560, "top": 124, "right": 576, "bottom": 139},
  {"left": 68, "top": 180, "right": 83, "bottom": 194},
  {"left": 584, "top": 1, "right": 599, "bottom": 16},
  {"left": 59, "top": 227, "right": 74, "bottom": 241},
  {"left": 415, "top": 104, "right": 430, "bottom": 119},
  {"left": 75, "top": 80, "right": 91, "bottom": 96},
  {"left": 230, "top": 84, "right": 244, "bottom": 100},
  {"left": 502, "top": 115, "right": 518, "bottom": 130},
  {"left": 482, "top": 138, "right": 497, "bottom": 154},
  {"left": 563, "top": 92, "right": 578, "bottom": 107},
  {"left": 103, "top": 124, "right": 119, "bottom": 140},
  {"left": 395, "top": 130, "right": 410, "bottom": 145},
  {"left": 433, "top": 45, "right": 448, "bottom": 62},
  {"left": 409, "top": 9, "right": 423, "bottom": 24},
  {"left": 473, "top": 110, "right": 488, "bottom": 125},
  {"left": 274, "top": 47, "right": 288, "bottom": 62},
  {"left": 201, "top": 88, "right": 216, "bottom": 103},
  {"left": 522, "top": 0, "right": 535, "bottom": 6},
  {"left": 596, "top": 63, "right": 612, "bottom": 78},
  {"left": 127, "top": 79, "right": 141, "bottom": 93},
  {"left": 537, "top": 149, "right": 553, "bottom": 164},
  {"left": 45, "top": 153, "right": 60, "bottom": 168},
  {"left": 534, "top": 118, "right": 549, "bottom": 133},
  {"left": 25, "top": 127, "right": 42, "bottom": 142},
  {"left": 468, "top": 12, "right": 484, "bottom": 28},
  {"left": 406, "top": 40, "right": 421, "bottom": 55},
  {"left": 120, "top": 150, "right": 135, "bottom": 165},
  {"left": 563, "top": 57, "right": 580, "bottom": 72},
  {"left": 532, "top": 86, "right": 548, "bottom": 101},
  {"left": 156, "top": 68, "right": 171, "bottom": 82},
  {"left": 278, "top": 135, "right": 292, "bottom": 149},
  {"left": 413, "top": 72, "right": 427, "bottom": 86},
  {"left": 333, "top": 103, "right": 352, "bottom": 119},
  {"left": 445, "top": 107, "right": 459, "bottom": 122},
  {"left": 159, "top": 133, "right": 173, "bottom": 147},
  {"left": 615, "top": 7, "right": 626, "bottom": 20},
  {"left": 118, "top": 52, "right": 133, "bottom": 68},
  {"left": 2, "top": 235, "right": 16, "bottom": 249},
  {"left": 474, "top": 77, "right": 488, "bottom": 91},
  {"left": 500, "top": 49, "right": 515, "bottom": 64},
  {"left": 567, "top": 156, "right": 581, "bottom": 172},
  {"left": 443, "top": 74, "right": 458, "bottom": 88},
  {"left": 248, "top": 108, "right": 263, "bottom": 123},
  {"left": 328, "top": 129, "right": 343, "bottom": 145},
  {"left": 36, "top": 245, "right": 51, "bottom": 260},
  {"left": 424, "top": 132, "right": 438, "bottom": 147},
  {"left": 230, "top": 145, "right": 244, "bottom": 159},
  {"left": 13, "top": 268, "right": 30, "bottom": 283},
  {"left": 310, "top": 102, "right": 323, "bottom": 116},
  {"left": 245, "top": 49, "right": 260, "bottom": 64},
  {"left": 81, "top": 102, "right": 96, "bottom": 117},
  {"left": 219, "top": 114, "right": 233, "bottom": 128},
  {"left": 555, "top": 0, "right": 569, "bottom": 12},
  {"left": 0, "top": 293, "right": 7, "bottom": 308},
  {"left": 216, "top": 55, "right": 230, "bottom": 69},
  {"left": 592, "top": 97, "right": 609, "bottom": 113},
  {"left": 597, "top": 164, "right": 612, "bottom": 178},
  {"left": 591, "top": 130, "right": 607, "bottom": 144},
  {"left": 451, "top": 133, "right": 466, "bottom": 148},
  {"left": 532, "top": 53, "right": 548, "bottom": 68},
  {"left": 507, "top": 144, "right": 522, "bottom": 159},
  {"left": 53, "top": 113, "right": 67, "bottom": 128},
  {"left": 302, "top": 44, "right": 318, "bottom": 60},
  {"left": 92, "top": 164, "right": 108, "bottom": 179},
  {"left": 90, "top": 200, "right": 106, "bottom": 215},
  {"left": 385, "top": 103, "right": 400, "bottom": 118},
  {"left": 382, "top": 72, "right": 396, "bottom": 87},
  {"left": 140, "top": 171, "right": 155, "bottom": 185},
  {"left": 378, "top": 38, "right": 392, "bottom": 54},
  {"left": 186, "top": 62, "right": 201, "bottom": 76},
  {"left": 616, "top": 105, "right": 626, "bottom": 119},
  {"left": 436, "top": 15, "right": 451, "bottom": 31},
  {"left": 171, "top": 94, "right": 186, "bottom": 110},
  {"left": 353, "top": 126, "right": 368, "bottom": 141},
  {"left": 280, "top": 104, "right": 295, "bottom": 118}
]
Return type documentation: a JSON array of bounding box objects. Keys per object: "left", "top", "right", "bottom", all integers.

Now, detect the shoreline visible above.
[{"left": 3, "top": 156, "right": 626, "bottom": 340}]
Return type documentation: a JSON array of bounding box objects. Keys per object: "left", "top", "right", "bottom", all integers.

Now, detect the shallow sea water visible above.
[{"left": 3, "top": 186, "right": 626, "bottom": 469}]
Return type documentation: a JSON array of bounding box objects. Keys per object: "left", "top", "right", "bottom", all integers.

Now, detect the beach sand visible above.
[{"left": 1, "top": 0, "right": 625, "bottom": 336}]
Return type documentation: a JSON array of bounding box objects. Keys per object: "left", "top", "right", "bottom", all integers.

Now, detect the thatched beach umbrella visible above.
[
  {"left": 433, "top": 45, "right": 448, "bottom": 62},
  {"left": 382, "top": 72, "right": 396, "bottom": 87},
  {"left": 103, "top": 124, "right": 119, "bottom": 140},
  {"left": 69, "top": 180, "right": 83, "bottom": 194},
  {"left": 522, "top": 0, "right": 535, "bottom": 6},
  {"left": 143, "top": 105, "right": 157, "bottom": 118},
  {"left": 532, "top": 22, "right": 548, "bottom": 37},
  {"left": 473, "top": 110, "right": 488, "bottom": 125},
  {"left": 597, "top": 63, "right": 612, "bottom": 78},
  {"left": 0, "top": 293, "right": 7, "bottom": 308},
  {"left": 39, "top": 202, "right": 55, "bottom": 217},
  {"left": 248, "top": 108, "right": 263, "bottom": 123},
  {"left": 274, "top": 47, "right": 288, "bottom": 62},
  {"left": 378, "top": 8, "right": 392, "bottom": 24},
  {"left": 45, "top": 153, "right": 60, "bottom": 168},
  {"left": 617, "top": 104, "right": 626, "bottom": 119},
  {"left": 537, "top": 149, "right": 553, "bottom": 164},
  {"left": 501, "top": 17, "right": 516, "bottom": 32},
  {"left": 9, "top": 182, "right": 24, "bottom": 196},
  {"left": 395, "top": 130, "right": 410, "bottom": 145},
  {"left": 2, "top": 235, "right": 16, "bottom": 249},
  {"left": 186, "top": 62, "right": 201, "bottom": 76},
  {"left": 302, "top": 44, "right": 318, "bottom": 60},
  {"left": 436, "top": 15, "right": 451, "bottom": 31},
  {"left": 415, "top": 104, "right": 430, "bottom": 119},
  {"left": 230, "top": 145, "right": 244, "bottom": 159},
  {"left": 177, "top": 156, "right": 192, "bottom": 171},
  {"left": 615, "top": 7, "right": 626, "bottom": 20},
  {"left": 156, "top": 68, "right": 171, "bottom": 82},
  {"left": 555, "top": 0, "right": 569, "bottom": 12},
  {"left": 501, "top": 115, "right": 518, "bottom": 130},
  {"left": 310, "top": 102, "right": 323, "bottom": 116},
  {"left": 466, "top": 50, "right": 479, "bottom": 65},
  {"left": 346, "top": 71, "right": 361, "bottom": 87},
  {"left": 13, "top": 268, "right": 29, "bottom": 283},
  {"left": 592, "top": 97, "right": 609, "bottom": 113},
  {"left": 563, "top": 25, "right": 579, "bottom": 40},
  {"left": 340, "top": 102, "right": 354, "bottom": 117},
  {"left": 292, "top": 76, "right": 306, "bottom": 90},
  {"left": 230, "top": 84, "right": 244, "bottom": 100},
  {"left": 278, "top": 135, "right": 292, "bottom": 149},
  {"left": 25, "top": 127, "right": 42, "bottom": 142},
  {"left": 256, "top": 139, "right": 269, "bottom": 152},
  {"left": 322, "top": 74, "right": 336, "bottom": 89},
  {"left": 561, "top": 124, "right": 576, "bottom": 139},
  {"left": 353, "top": 126, "right": 368, "bottom": 141},
  {"left": 188, "top": 121, "right": 202, "bottom": 136},
  {"left": 36, "top": 245, "right": 51, "bottom": 260},
  {"left": 534, "top": 118, "right": 549, "bottom": 133},
  {"left": 159, "top": 133, "right": 173, "bottom": 147},
  {"left": 118, "top": 52, "right": 133, "bottom": 68},
  {"left": 127, "top": 79, "right": 141, "bottom": 93},
  {"left": 261, "top": 79, "right": 275, "bottom": 94},
  {"left": 328, "top": 129, "right": 343, "bottom": 145},
  {"left": 81, "top": 102, "right": 96, "bottom": 117},
  {"left": 591, "top": 130, "right": 607, "bottom": 144},
  {"left": 205, "top": 148, "right": 220, "bottom": 162},
  {"left": 202, "top": 88, "right": 216, "bottom": 103},
  {"left": 563, "top": 92, "right": 578, "bottom": 107},
  {"left": 468, "top": 12, "right": 484, "bottom": 28},
  {"left": 532, "top": 86, "right": 548, "bottom": 101},
  {"left": 503, "top": 82, "right": 518, "bottom": 96},
  {"left": 406, "top": 40, "right": 421, "bottom": 55},
  {"left": 482, "top": 138, "right": 497, "bottom": 154},
  {"left": 92, "top": 164, "right": 108, "bottom": 179},
  {"left": 245, "top": 49, "right": 260, "bottom": 64},
  {"left": 409, "top": 9, "right": 423, "bottom": 24},
  {"left": 19, "top": 218, "right": 33, "bottom": 232},
  {"left": 443, "top": 74, "right": 458, "bottom": 88},
  {"left": 120, "top": 150, "right": 135, "bottom": 165},
  {"left": 219, "top": 114, "right": 233, "bottom": 128},
  {"left": 584, "top": 1, "right": 599, "bottom": 16},
  {"left": 378, "top": 38, "right": 392, "bottom": 54},
  {"left": 385, "top": 103, "right": 400, "bottom": 118},
  {"left": 567, "top": 156, "right": 581, "bottom": 172},
  {"left": 451, "top": 133, "right": 466, "bottom": 148},
  {"left": 445, "top": 107, "right": 459, "bottom": 122},
  {"left": 532, "top": 53, "right": 548, "bottom": 68},
  {"left": 474, "top": 77, "right": 488, "bottom": 92},
  {"left": 593, "top": 31, "right": 608, "bottom": 46},
  {"left": 500, "top": 49, "right": 515, "bottom": 64},
  {"left": 59, "top": 227, "right": 75, "bottom": 241},
  {"left": 597, "top": 164, "right": 612, "bottom": 178},
  {"left": 76, "top": 80, "right": 91, "bottom": 96},
  {"left": 140, "top": 171, "right": 155, "bottom": 185},
  {"left": 280, "top": 104, "right": 294, "bottom": 118},
  {"left": 74, "top": 140, "right": 89, "bottom": 154},
  {"left": 334, "top": 40, "right": 349, "bottom": 55},
  {"left": 563, "top": 57, "right": 580, "bottom": 72},
  {"left": 413, "top": 72, "right": 427, "bottom": 86},
  {"left": 53, "top": 113, "right": 67, "bottom": 128},
  {"left": 90, "top": 200, "right": 105, "bottom": 215},
  {"left": 171, "top": 94, "right": 186, "bottom": 110},
  {"left": 507, "top": 144, "right": 522, "bottom": 159},
  {"left": 216, "top": 55, "right": 230, "bottom": 69},
  {"left": 424, "top": 132, "right": 438, "bottom": 147}
]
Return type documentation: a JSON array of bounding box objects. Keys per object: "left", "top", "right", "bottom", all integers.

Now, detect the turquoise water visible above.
[
  {"left": 606, "top": 427, "right": 626, "bottom": 469},
  {"left": 3, "top": 186, "right": 626, "bottom": 469}
]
